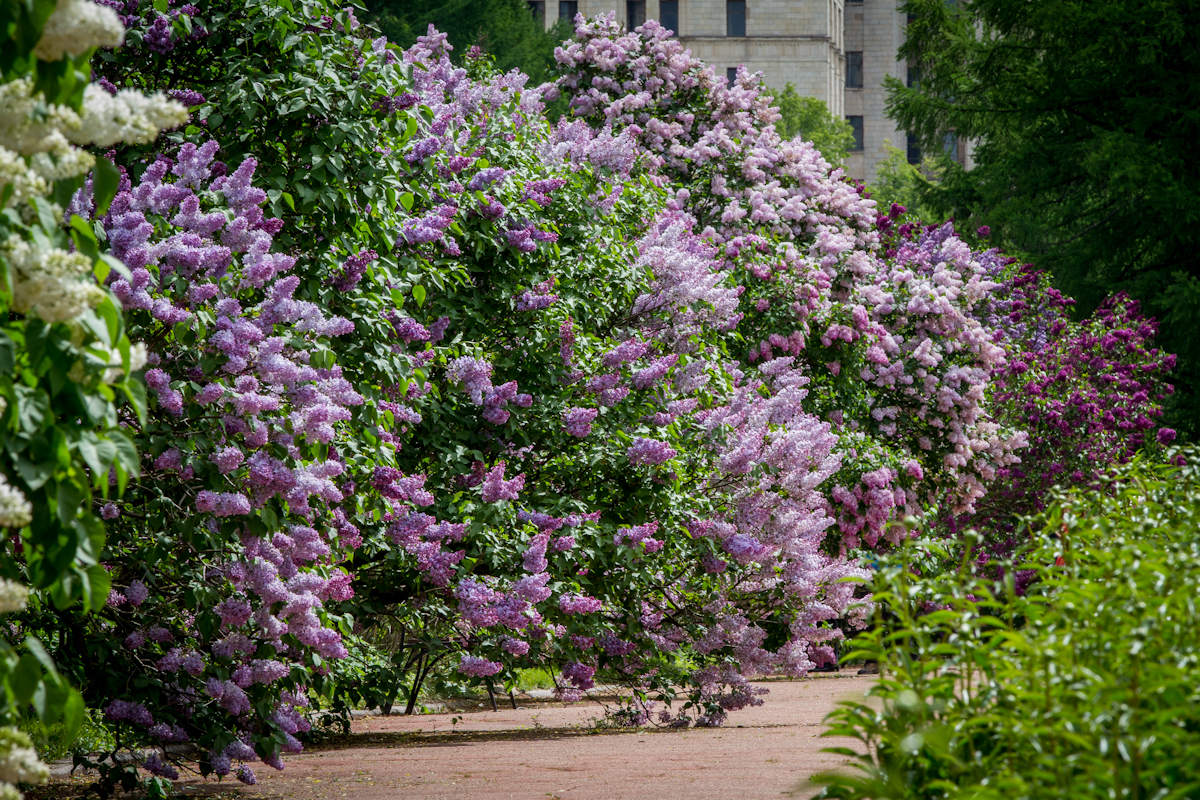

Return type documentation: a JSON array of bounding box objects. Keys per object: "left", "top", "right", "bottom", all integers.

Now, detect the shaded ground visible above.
[
  {"left": 42, "top": 675, "right": 873, "bottom": 800},
  {"left": 212, "top": 675, "right": 868, "bottom": 800}
]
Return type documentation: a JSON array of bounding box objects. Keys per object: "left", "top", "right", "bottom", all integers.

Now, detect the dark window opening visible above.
[
  {"left": 727, "top": 0, "right": 746, "bottom": 36},
  {"left": 848, "top": 116, "right": 864, "bottom": 151},
  {"left": 528, "top": 1, "right": 545, "bottom": 24},
  {"left": 727, "top": 67, "right": 739, "bottom": 87},
  {"left": 907, "top": 133, "right": 922, "bottom": 164},
  {"left": 627, "top": 0, "right": 645, "bottom": 29},
  {"left": 943, "top": 132, "right": 958, "bottom": 155},
  {"left": 846, "top": 0, "right": 862, "bottom": 4},
  {"left": 846, "top": 52, "right": 863, "bottom": 88},
  {"left": 907, "top": 64, "right": 920, "bottom": 89},
  {"left": 559, "top": 0, "right": 578, "bottom": 21},
  {"left": 660, "top": 0, "right": 679, "bottom": 34}
]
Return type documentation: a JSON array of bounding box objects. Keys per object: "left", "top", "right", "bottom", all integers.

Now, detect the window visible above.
[
  {"left": 528, "top": 1, "right": 545, "bottom": 24},
  {"left": 907, "top": 64, "right": 920, "bottom": 89},
  {"left": 846, "top": 0, "right": 862, "bottom": 4},
  {"left": 559, "top": 0, "right": 578, "bottom": 20},
  {"left": 727, "top": 0, "right": 746, "bottom": 37},
  {"left": 943, "top": 131, "right": 960, "bottom": 163},
  {"left": 846, "top": 52, "right": 863, "bottom": 88},
  {"left": 660, "top": 0, "right": 679, "bottom": 34},
  {"left": 847, "top": 116, "right": 864, "bottom": 151},
  {"left": 627, "top": 0, "right": 645, "bottom": 29},
  {"left": 727, "top": 67, "right": 739, "bottom": 87},
  {"left": 907, "top": 133, "right": 922, "bottom": 164}
]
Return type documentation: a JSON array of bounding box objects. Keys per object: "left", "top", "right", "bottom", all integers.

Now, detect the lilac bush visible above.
[
  {"left": 73, "top": 143, "right": 353, "bottom": 784},
  {"left": 949, "top": 260, "right": 1177, "bottom": 550},
  {"left": 27, "top": 0, "right": 1177, "bottom": 785},
  {"left": 552, "top": 15, "right": 1027, "bottom": 550}
]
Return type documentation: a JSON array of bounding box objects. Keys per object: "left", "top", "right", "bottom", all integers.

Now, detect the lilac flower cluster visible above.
[
  {"left": 562, "top": 407, "right": 598, "bottom": 437},
  {"left": 626, "top": 437, "right": 676, "bottom": 466},
  {"left": 949, "top": 263, "right": 1177, "bottom": 550},
  {"left": 86, "top": 139, "right": 361, "bottom": 776},
  {"left": 457, "top": 654, "right": 503, "bottom": 677}
]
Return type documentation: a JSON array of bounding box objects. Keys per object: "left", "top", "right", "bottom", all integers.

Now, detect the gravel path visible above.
[{"left": 169, "top": 674, "right": 872, "bottom": 800}]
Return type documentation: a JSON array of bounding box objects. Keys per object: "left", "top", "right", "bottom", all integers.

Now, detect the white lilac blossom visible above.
[
  {"left": 0, "top": 729, "right": 48, "bottom": 790},
  {"left": 0, "top": 580, "right": 28, "bottom": 614},
  {"left": 0, "top": 475, "right": 31, "bottom": 529},
  {"left": 0, "top": 238, "right": 106, "bottom": 323},
  {"left": 0, "top": 79, "right": 185, "bottom": 156},
  {"left": 74, "top": 85, "right": 188, "bottom": 148},
  {"left": 33, "top": 0, "right": 124, "bottom": 60},
  {"left": 0, "top": 148, "right": 48, "bottom": 207}
]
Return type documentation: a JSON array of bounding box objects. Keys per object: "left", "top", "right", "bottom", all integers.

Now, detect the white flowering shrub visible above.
[{"left": 0, "top": 0, "right": 185, "bottom": 780}]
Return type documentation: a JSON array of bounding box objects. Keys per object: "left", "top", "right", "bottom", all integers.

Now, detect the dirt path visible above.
[{"left": 174, "top": 674, "right": 872, "bottom": 800}]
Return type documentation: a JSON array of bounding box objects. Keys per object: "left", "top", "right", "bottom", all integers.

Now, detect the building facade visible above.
[{"left": 533, "top": 0, "right": 927, "bottom": 185}]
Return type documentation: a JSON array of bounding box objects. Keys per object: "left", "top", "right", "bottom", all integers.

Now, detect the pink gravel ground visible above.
[{"left": 177, "top": 675, "right": 873, "bottom": 800}]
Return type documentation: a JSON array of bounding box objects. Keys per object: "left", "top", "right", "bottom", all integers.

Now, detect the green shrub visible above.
[
  {"left": 813, "top": 451, "right": 1200, "bottom": 799},
  {"left": 21, "top": 711, "right": 114, "bottom": 762}
]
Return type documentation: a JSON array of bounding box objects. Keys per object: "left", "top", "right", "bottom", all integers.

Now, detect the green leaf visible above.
[
  {"left": 91, "top": 156, "right": 121, "bottom": 217},
  {"left": 100, "top": 253, "right": 131, "bottom": 282},
  {"left": 86, "top": 563, "right": 111, "bottom": 611},
  {"left": 75, "top": 435, "right": 102, "bottom": 478},
  {"left": 399, "top": 192, "right": 414, "bottom": 211},
  {"left": 0, "top": 331, "right": 15, "bottom": 374},
  {"left": 57, "top": 478, "right": 85, "bottom": 527},
  {"left": 122, "top": 379, "right": 147, "bottom": 427},
  {"left": 14, "top": 385, "right": 49, "bottom": 434},
  {"left": 107, "top": 429, "right": 139, "bottom": 478},
  {"left": 10, "top": 653, "right": 42, "bottom": 704},
  {"left": 61, "top": 688, "right": 85, "bottom": 743},
  {"left": 412, "top": 284, "right": 426, "bottom": 307}
]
